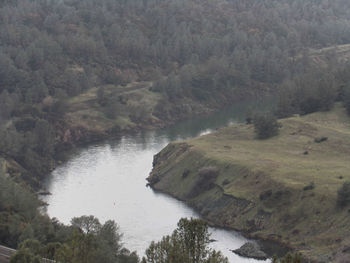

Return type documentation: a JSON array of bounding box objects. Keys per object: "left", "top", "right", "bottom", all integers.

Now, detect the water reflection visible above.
[{"left": 44, "top": 99, "right": 273, "bottom": 262}]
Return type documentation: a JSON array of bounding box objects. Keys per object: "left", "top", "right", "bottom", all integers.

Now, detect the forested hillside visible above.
[
  {"left": 1, "top": 0, "right": 350, "bottom": 183},
  {"left": 1, "top": 0, "right": 350, "bottom": 261}
]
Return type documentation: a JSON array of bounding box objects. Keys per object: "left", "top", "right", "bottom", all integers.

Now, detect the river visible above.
[{"left": 43, "top": 100, "right": 272, "bottom": 263}]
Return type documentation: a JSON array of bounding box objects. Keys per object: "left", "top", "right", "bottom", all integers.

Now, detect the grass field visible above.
[
  {"left": 149, "top": 104, "right": 350, "bottom": 262},
  {"left": 196, "top": 105, "right": 350, "bottom": 196},
  {"left": 64, "top": 81, "right": 162, "bottom": 134}
]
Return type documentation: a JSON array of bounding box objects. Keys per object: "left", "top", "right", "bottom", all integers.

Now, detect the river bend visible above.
[{"left": 44, "top": 101, "right": 272, "bottom": 263}]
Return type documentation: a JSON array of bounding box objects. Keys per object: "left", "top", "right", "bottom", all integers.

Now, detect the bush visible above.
[
  {"left": 303, "top": 182, "right": 315, "bottom": 191},
  {"left": 97, "top": 87, "right": 107, "bottom": 106},
  {"left": 260, "top": 190, "right": 273, "bottom": 200},
  {"left": 187, "top": 166, "right": 219, "bottom": 198},
  {"left": 345, "top": 98, "right": 350, "bottom": 115},
  {"left": 343, "top": 84, "right": 350, "bottom": 115},
  {"left": 182, "top": 169, "right": 190, "bottom": 179},
  {"left": 253, "top": 112, "right": 281, "bottom": 139},
  {"left": 314, "top": 137, "right": 328, "bottom": 143},
  {"left": 337, "top": 181, "right": 350, "bottom": 207},
  {"left": 222, "top": 179, "right": 230, "bottom": 186},
  {"left": 198, "top": 166, "right": 219, "bottom": 178}
]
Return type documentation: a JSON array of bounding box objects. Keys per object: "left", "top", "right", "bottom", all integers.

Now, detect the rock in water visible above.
[{"left": 232, "top": 242, "right": 268, "bottom": 260}]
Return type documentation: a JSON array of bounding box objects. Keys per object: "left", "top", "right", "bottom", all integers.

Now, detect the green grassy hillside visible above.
[
  {"left": 149, "top": 104, "right": 350, "bottom": 262},
  {"left": 65, "top": 81, "right": 161, "bottom": 134},
  {"left": 62, "top": 80, "right": 217, "bottom": 141}
]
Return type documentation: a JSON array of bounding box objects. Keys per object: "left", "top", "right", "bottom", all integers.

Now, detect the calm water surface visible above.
[{"left": 44, "top": 100, "right": 272, "bottom": 263}]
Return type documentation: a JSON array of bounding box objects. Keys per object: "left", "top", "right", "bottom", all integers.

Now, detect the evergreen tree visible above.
[
  {"left": 142, "top": 218, "right": 228, "bottom": 263},
  {"left": 253, "top": 112, "right": 281, "bottom": 139}
]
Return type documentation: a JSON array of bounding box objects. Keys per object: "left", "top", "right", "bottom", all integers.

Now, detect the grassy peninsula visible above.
[{"left": 148, "top": 104, "right": 350, "bottom": 262}]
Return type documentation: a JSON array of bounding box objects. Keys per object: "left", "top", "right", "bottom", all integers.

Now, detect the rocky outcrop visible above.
[
  {"left": 232, "top": 242, "right": 268, "bottom": 260},
  {"left": 148, "top": 141, "right": 292, "bottom": 259}
]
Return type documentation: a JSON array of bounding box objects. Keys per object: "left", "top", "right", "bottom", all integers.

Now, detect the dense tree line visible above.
[
  {"left": 1, "top": 0, "right": 350, "bottom": 261},
  {"left": 10, "top": 217, "right": 139, "bottom": 263},
  {"left": 1, "top": 0, "right": 350, "bottom": 182},
  {"left": 7, "top": 215, "right": 228, "bottom": 263},
  {"left": 0, "top": 175, "right": 45, "bottom": 248},
  {"left": 275, "top": 62, "right": 350, "bottom": 118}
]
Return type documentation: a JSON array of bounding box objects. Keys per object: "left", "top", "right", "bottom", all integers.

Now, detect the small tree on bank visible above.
[
  {"left": 337, "top": 181, "right": 350, "bottom": 207},
  {"left": 253, "top": 112, "right": 281, "bottom": 139},
  {"left": 142, "top": 218, "right": 228, "bottom": 263}
]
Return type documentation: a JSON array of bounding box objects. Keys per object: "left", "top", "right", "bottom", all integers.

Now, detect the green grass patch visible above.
[
  {"left": 64, "top": 81, "right": 162, "bottom": 133},
  {"left": 149, "top": 104, "right": 350, "bottom": 262}
]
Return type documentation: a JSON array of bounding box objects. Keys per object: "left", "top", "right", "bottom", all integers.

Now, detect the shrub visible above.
[
  {"left": 253, "top": 112, "right": 281, "bottom": 139},
  {"left": 97, "top": 87, "right": 107, "bottom": 106},
  {"left": 198, "top": 166, "right": 219, "bottom": 178},
  {"left": 344, "top": 84, "right": 350, "bottom": 115},
  {"left": 314, "top": 137, "right": 328, "bottom": 143},
  {"left": 187, "top": 166, "right": 219, "bottom": 198},
  {"left": 345, "top": 99, "right": 350, "bottom": 115},
  {"left": 303, "top": 182, "right": 315, "bottom": 191},
  {"left": 182, "top": 169, "right": 190, "bottom": 179},
  {"left": 337, "top": 181, "right": 350, "bottom": 207},
  {"left": 222, "top": 179, "right": 230, "bottom": 186},
  {"left": 260, "top": 190, "right": 273, "bottom": 200},
  {"left": 245, "top": 109, "right": 253, "bottom": 124}
]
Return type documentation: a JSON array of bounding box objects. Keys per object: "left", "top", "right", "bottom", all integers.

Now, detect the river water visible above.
[{"left": 43, "top": 100, "right": 272, "bottom": 262}]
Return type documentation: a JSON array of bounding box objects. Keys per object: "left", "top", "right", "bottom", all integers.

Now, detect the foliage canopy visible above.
[
  {"left": 253, "top": 112, "right": 281, "bottom": 139},
  {"left": 142, "top": 218, "right": 228, "bottom": 263}
]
